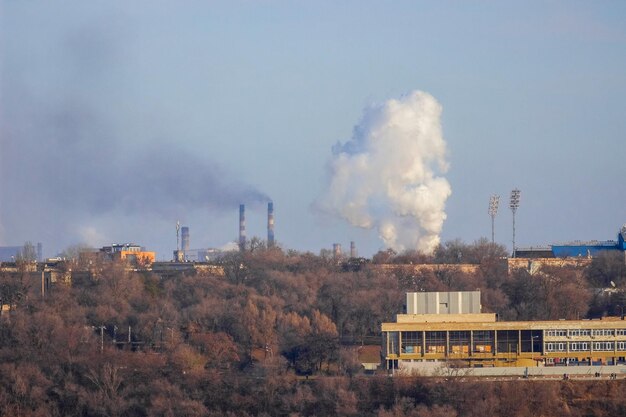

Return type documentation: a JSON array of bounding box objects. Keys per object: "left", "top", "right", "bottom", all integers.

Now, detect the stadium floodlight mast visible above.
[
  {"left": 509, "top": 189, "right": 521, "bottom": 258},
  {"left": 488, "top": 195, "right": 500, "bottom": 244}
]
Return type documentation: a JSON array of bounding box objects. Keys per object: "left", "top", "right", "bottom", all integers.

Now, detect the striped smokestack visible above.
[
  {"left": 267, "top": 201, "right": 275, "bottom": 247},
  {"left": 350, "top": 241, "right": 356, "bottom": 258},
  {"left": 239, "top": 204, "right": 246, "bottom": 251}
]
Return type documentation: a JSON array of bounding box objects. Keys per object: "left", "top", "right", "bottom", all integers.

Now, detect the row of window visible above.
[
  {"left": 546, "top": 329, "right": 626, "bottom": 337},
  {"left": 545, "top": 341, "right": 626, "bottom": 352}
]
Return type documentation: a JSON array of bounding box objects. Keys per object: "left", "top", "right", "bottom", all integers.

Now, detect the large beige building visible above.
[{"left": 382, "top": 291, "right": 626, "bottom": 372}]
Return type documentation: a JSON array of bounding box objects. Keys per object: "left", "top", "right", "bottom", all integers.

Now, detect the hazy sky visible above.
[{"left": 1, "top": 1, "right": 625, "bottom": 259}]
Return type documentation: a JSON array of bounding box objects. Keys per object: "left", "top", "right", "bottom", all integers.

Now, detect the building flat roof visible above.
[{"left": 382, "top": 317, "right": 626, "bottom": 332}]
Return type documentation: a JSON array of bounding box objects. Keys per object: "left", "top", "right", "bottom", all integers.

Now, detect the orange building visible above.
[{"left": 100, "top": 244, "right": 155, "bottom": 266}]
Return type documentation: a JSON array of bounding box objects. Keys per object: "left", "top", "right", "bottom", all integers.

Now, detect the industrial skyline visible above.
[{"left": 1, "top": 1, "right": 625, "bottom": 259}]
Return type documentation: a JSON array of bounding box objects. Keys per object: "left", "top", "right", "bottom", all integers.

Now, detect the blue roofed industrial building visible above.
[
  {"left": 551, "top": 226, "right": 626, "bottom": 258},
  {"left": 516, "top": 226, "right": 626, "bottom": 259}
]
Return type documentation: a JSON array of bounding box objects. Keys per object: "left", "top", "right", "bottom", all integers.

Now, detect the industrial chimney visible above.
[
  {"left": 181, "top": 227, "right": 190, "bottom": 260},
  {"left": 239, "top": 204, "right": 246, "bottom": 251},
  {"left": 267, "top": 201, "right": 275, "bottom": 247},
  {"left": 333, "top": 243, "right": 342, "bottom": 259},
  {"left": 350, "top": 241, "right": 356, "bottom": 258}
]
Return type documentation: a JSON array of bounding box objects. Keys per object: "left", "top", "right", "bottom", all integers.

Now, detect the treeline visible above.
[{"left": 0, "top": 240, "right": 625, "bottom": 416}]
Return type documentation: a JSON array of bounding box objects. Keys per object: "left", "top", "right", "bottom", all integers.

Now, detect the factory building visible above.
[
  {"left": 100, "top": 243, "right": 155, "bottom": 265},
  {"left": 551, "top": 225, "right": 626, "bottom": 257},
  {"left": 382, "top": 291, "right": 626, "bottom": 374},
  {"left": 517, "top": 225, "right": 626, "bottom": 259}
]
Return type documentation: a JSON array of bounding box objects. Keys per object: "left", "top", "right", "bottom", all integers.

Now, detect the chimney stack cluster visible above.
[{"left": 238, "top": 202, "right": 275, "bottom": 251}]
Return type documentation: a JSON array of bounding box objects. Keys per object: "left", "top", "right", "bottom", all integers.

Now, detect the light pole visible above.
[
  {"left": 509, "top": 189, "right": 521, "bottom": 258},
  {"left": 531, "top": 334, "right": 539, "bottom": 367},
  {"left": 488, "top": 195, "right": 500, "bottom": 244}
]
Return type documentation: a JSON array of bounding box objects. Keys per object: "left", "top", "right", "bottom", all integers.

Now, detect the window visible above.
[
  {"left": 473, "top": 331, "right": 494, "bottom": 353},
  {"left": 449, "top": 331, "right": 470, "bottom": 355},
  {"left": 592, "top": 329, "right": 614, "bottom": 337},
  {"left": 425, "top": 331, "right": 446, "bottom": 354},
  {"left": 546, "top": 343, "right": 566, "bottom": 352},
  {"left": 594, "top": 342, "right": 613, "bottom": 351},
  {"left": 401, "top": 331, "right": 422, "bottom": 354},
  {"left": 386, "top": 332, "right": 399, "bottom": 355},
  {"left": 497, "top": 330, "right": 519, "bottom": 354},
  {"left": 546, "top": 329, "right": 567, "bottom": 337},
  {"left": 569, "top": 329, "right": 590, "bottom": 337},
  {"left": 570, "top": 342, "right": 589, "bottom": 352}
]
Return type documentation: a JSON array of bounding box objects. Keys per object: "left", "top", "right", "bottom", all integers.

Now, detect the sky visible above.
[{"left": 1, "top": 1, "right": 625, "bottom": 260}]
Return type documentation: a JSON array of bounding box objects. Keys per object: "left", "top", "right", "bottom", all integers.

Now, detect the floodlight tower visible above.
[
  {"left": 509, "top": 189, "right": 521, "bottom": 258},
  {"left": 488, "top": 195, "right": 500, "bottom": 244}
]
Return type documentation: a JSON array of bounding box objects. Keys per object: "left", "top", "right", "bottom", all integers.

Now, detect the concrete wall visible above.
[
  {"left": 397, "top": 360, "right": 626, "bottom": 377},
  {"left": 507, "top": 257, "right": 592, "bottom": 274}
]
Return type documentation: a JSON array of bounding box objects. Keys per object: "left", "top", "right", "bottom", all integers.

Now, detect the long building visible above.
[
  {"left": 382, "top": 291, "right": 626, "bottom": 373},
  {"left": 516, "top": 225, "right": 626, "bottom": 259}
]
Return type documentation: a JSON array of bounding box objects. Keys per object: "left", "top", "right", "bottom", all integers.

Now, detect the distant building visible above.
[
  {"left": 551, "top": 225, "right": 626, "bottom": 257},
  {"left": 516, "top": 225, "right": 626, "bottom": 260},
  {"left": 382, "top": 291, "right": 626, "bottom": 375},
  {"left": 100, "top": 243, "right": 155, "bottom": 265}
]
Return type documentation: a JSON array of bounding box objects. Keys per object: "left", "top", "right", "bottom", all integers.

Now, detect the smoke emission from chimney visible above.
[
  {"left": 0, "top": 12, "right": 269, "bottom": 249},
  {"left": 317, "top": 91, "right": 451, "bottom": 254}
]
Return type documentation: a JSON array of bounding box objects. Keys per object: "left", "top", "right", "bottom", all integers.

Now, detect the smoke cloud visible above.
[
  {"left": 318, "top": 91, "right": 451, "bottom": 253},
  {"left": 0, "top": 5, "right": 268, "bottom": 251}
]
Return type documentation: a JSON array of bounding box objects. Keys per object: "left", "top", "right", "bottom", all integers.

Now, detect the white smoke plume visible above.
[{"left": 318, "top": 91, "right": 451, "bottom": 254}]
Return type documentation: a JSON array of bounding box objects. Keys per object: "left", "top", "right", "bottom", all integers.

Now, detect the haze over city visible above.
[{"left": 1, "top": 1, "right": 625, "bottom": 259}]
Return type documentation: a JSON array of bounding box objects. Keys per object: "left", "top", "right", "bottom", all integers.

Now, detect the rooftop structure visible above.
[{"left": 406, "top": 291, "right": 481, "bottom": 315}]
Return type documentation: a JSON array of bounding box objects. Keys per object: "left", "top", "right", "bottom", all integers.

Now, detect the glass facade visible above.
[{"left": 401, "top": 331, "right": 422, "bottom": 354}]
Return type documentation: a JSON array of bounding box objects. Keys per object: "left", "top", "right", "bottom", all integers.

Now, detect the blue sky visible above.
[{"left": 1, "top": 1, "right": 625, "bottom": 259}]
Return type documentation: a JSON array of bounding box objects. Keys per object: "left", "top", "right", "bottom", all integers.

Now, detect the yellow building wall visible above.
[{"left": 117, "top": 251, "right": 156, "bottom": 265}]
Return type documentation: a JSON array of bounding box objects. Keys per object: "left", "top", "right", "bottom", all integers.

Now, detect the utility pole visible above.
[
  {"left": 488, "top": 194, "right": 500, "bottom": 244},
  {"left": 509, "top": 189, "right": 521, "bottom": 258}
]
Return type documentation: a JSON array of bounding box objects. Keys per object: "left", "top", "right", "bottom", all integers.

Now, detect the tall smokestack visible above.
[
  {"left": 267, "top": 201, "right": 275, "bottom": 247},
  {"left": 350, "top": 241, "right": 356, "bottom": 258},
  {"left": 181, "top": 227, "right": 190, "bottom": 260},
  {"left": 239, "top": 204, "right": 246, "bottom": 251},
  {"left": 333, "top": 243, "right": 342, "bottom": 259}
]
